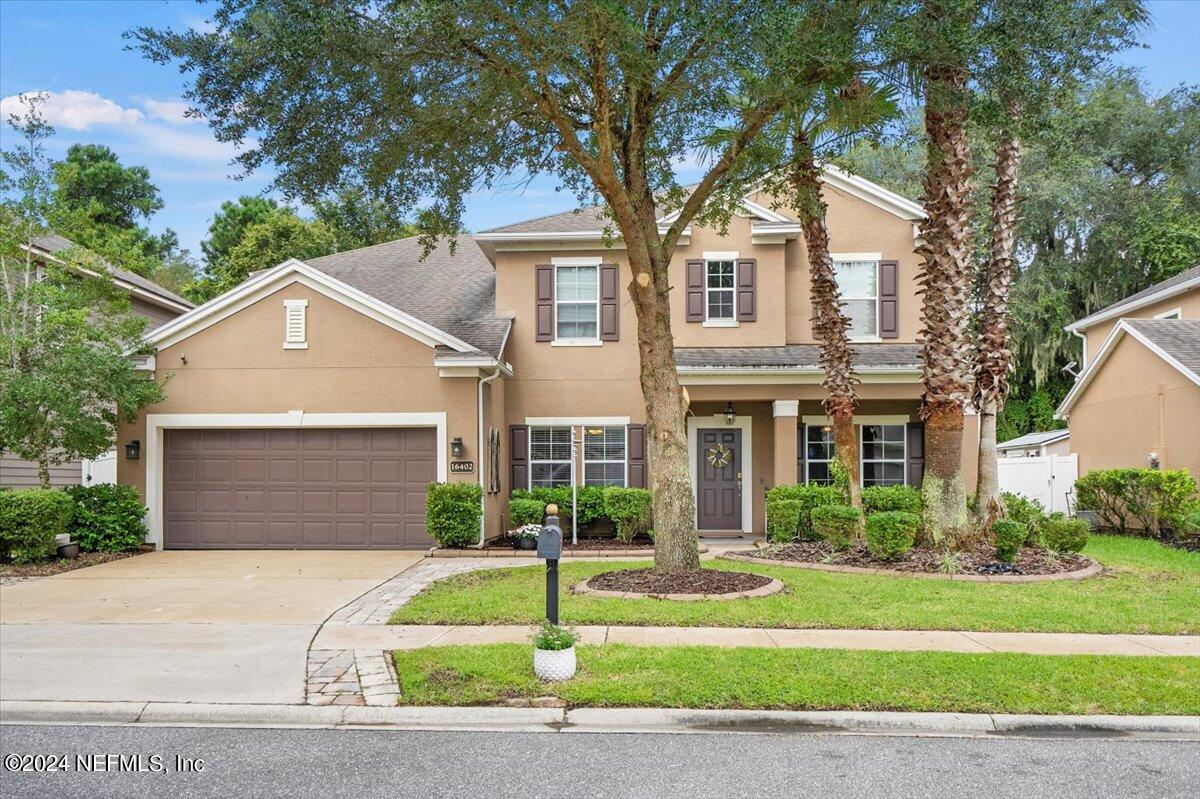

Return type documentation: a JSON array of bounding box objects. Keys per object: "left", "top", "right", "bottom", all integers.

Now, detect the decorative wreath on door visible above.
[{"left": 705, "top": 442, "right": 732, "bottom": 469}]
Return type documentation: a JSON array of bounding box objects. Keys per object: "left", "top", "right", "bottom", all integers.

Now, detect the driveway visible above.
[{"left": 0, "top": 550, "right": 423, "bottom": 705}]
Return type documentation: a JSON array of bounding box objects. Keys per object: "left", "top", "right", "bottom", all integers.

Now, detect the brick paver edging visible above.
[
  {"left": 427, "top": 545, "right": 707, "bottom": 559},
  {"left": 573, "top": 576, "right": 785, "bottom": 601},
  {"left": 720, "top": 551, "right": 1103, "bottom": 583}
]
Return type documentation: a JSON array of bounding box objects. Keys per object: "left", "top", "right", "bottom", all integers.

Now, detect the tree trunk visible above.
[
  {"left": 791, "top": 141, "right": 861, "bottom": 509},
  {"left": 37, "top": 452, "right": 51, "bottom": 489},
  {"left": 974, "top": 116, "right": 1021, "bottom": 520},
  {"left": 916, "top": 61, "right": 976, "bottom": 547}
]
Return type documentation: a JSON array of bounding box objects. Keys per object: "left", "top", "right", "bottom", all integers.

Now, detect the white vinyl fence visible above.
[
  {"left": 997, "top": 453, "right": 1078, "bottom": 514},
  {"left": 82, "top": 449, "right": 117, "bottom": 486}
]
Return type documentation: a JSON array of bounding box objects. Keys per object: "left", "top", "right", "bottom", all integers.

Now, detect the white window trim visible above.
[
  {"left": 143, "top": 411, "right": 447, "bottom": 549},
  {"left": 552, "top": 263, "right": 601, "bottom": 344},
  {"left": 859, "top": 421, "right": 908, "bottom": 487},
  {"left": 801, "top": 415, "right": 910, "bottom": 487},
  {"left": 1153, "top": 307, "right": 1182, "bottom": 320},
  {"left": 832, "top": 257, "right": 881, "bottom": 341},
  {"left": 528, "top": 424, "right": 574, "bottom": 489},
  {"left": 582, "top": 425, "right": 629, "bottom": 488},
  {"left": 283, "top": 298, "right": 308, "bottom": 349},
  {"left": 686, "top": 414, "right": 753, "bottom": 534},
  {"left": 702, "top": 253, "right": 739, "bottom": 324},
  {"left": 803, "top": 424, "right": 836, "bottom": 485}
]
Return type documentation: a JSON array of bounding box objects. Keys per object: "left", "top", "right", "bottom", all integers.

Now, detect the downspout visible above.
[
  {"left": 476, "top": 364, "right": 503, "bottom": 547},
  {"left": 1070, "top": 327, "right": 1088, "bottom": 373}
]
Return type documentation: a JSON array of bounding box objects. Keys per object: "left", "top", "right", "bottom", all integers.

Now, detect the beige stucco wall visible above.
[
  {"left": 1068, "top": 334, "right": 1200, "bottom": 476},
  {"left": 1081, "top": 287, "right": 1200, "bottom": 368},
  {"left": 118, "top": 280, "right": 497, "bottom": 533}
]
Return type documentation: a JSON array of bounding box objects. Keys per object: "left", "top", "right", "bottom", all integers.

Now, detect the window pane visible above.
[
  {"left": 842, "top": 300, "right": 877, "bottom": 337},
  {"left": 707, "top": 289, "right": 734, "bottom": 319},
  {"left": 706, "top": 261, "right": 734, "bottom": 287},
  {"left": 556, "top": 266, "right": 597, "bottom": 301},
  {"left": 861, "top": 425, "right": 883, "bottom": 443},
  {"left": 882, "top": 425, "right": 905, "bottom": 442},
  {"left": 557, "top": 302, "right": 598, "bottom": 339},
  {"left": 584, "top": 426, "right": 625, "bottom": 461},
  {"left": 584, "top": 462, "right": 625, "bottom": 487},
  {"left": 883, "top": 443, "right": 905, "bottom": 461},
  {"left": 834, "top": 261, "right": 877, "bottom": 298},
  {"left": 807, "top": 462, "right": 831, "bottom": 484},
  {"left": 532, "top": 462, "right": 572, "bottom": 487}
]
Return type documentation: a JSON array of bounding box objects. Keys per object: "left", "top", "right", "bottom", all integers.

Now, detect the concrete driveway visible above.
[{"left": 0, "top": 550, "right": 423, "bottom": 705}]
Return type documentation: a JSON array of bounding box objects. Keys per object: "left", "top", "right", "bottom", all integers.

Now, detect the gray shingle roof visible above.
[
  {"left": 1125, "top": 318, "right": 1200, "bottom": 375},
  {"left": 306, "top": 234, "right": 511, "bottom": 358},
  {"left": 1073, "top": 265, "right": 1200, "bottom": 329},
  {"left": 480, "top": 205, "right": 612, "bottom": 234},
  {"left": 997, "top": 430, "right": 1070, "bottom": 449},
  {"left": 31, "top": 233, "right": 192, "bottom": 308},
  {"left": 675, "top": 344, "right": 922, "bottom": 370}
]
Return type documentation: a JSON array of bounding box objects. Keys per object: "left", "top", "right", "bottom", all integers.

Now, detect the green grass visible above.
[
  {"left": 394, "top": 644, "right": 1200, "bottom": 715},
  {"left": 391, "top": 535, "right": 1199, "bottom": 634}
]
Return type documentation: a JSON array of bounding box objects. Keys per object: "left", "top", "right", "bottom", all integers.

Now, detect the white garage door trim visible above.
[{"left": 145, "top": 411, "right": 447, "bottom": 549}]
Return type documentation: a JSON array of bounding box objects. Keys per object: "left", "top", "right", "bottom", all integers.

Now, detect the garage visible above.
[{"left": 163, "top": 427, "right": 436, "bottom": 549}]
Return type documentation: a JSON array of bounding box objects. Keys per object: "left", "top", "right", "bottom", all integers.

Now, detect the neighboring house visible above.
[
  {"left": 1056, "top": 266, "right": 1200, "bottom": 477},
  {"left": 117, "top": 166, "right": 982, "bottom": 550},
  {"left": 1, "top": 234, "right": 193, "bottom": 489},
  {"left": 996, "top": 430, "right": 1071, "bottom": 459}
]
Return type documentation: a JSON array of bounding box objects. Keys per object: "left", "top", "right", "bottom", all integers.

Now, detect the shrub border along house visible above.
[
  {"left": 1074, "top": 468, "right": 1198, "bottom": 539},
  {"left": 0, "top": 488, "right": 74, "bottom": 564}
]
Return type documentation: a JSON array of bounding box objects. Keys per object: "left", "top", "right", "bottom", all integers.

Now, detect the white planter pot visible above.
[{"left": 533, "top": 645, "right": 577, "bottom": 682}]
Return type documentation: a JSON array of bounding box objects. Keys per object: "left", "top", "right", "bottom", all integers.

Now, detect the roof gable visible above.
[
  {"left": 26, "top": 234, "right": 193, "bottom": 312},
  {"left": 1067, "top": 265, "right": 1200, "bottom": 332}
]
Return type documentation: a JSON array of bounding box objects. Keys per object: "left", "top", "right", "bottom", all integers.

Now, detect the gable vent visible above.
[{"left": 283, "top": 299, "right": 309, "bottom": 349}]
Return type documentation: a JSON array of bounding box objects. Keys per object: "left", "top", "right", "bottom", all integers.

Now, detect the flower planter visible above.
[
  {"left": 515, "top": 537, "right": 538, "bottom": 551},
  {"left": 56, "top": 542, "right": 80, "bottom": 560},
  {"left": 533, "top": 645, "right": 577, "bottom": 681}
]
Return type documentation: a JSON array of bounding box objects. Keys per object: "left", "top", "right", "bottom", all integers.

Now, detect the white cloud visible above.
[
  {"left": 141, "top": 98, "right": 200, "bottom": 125},
  {"left": 0, "top": 90, "right": 143, "bottom": 131},
  {"left": 128, "top": 124, "right": 251, "bottom": 163}
]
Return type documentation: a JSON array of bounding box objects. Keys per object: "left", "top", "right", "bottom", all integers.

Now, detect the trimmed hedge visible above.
[
  {"left": 0, "top": 488, "right": 73, "bottom": 563},
  {"left": 864, "top": 511, "right": 918, "bottom": 561},
  {"left": 511, "top": 485, "right": 605, "bottom": 526},
  {"left": 427, "top": 482, "right": 482, "bottom": 548},
  {"left": 1001, "top": 491, "right": 1049, "bottom": 545},
  {"left": 1040, "top": 514, "right": 1089, "bottom": 553},
  {"left": 1074, "top": 468, "right": 1197, "bottom": 537},
  {"left": 862, "top": 485, "right": 922, "bottom": 515},
  {"left": 602, "top": 487, "right": 652, "bottom": 543},
  {"left": 812, "top": 505, "right": 861, "bottom": 550},
  {"left": 766, "top": 500, "right": 804, "bottom": 543},
  {"left": 66, "top": 484, "right": 147, "bottom": 552},
  {"left": 507, "top": 497, "right": 546, "bottom": 528},
  {"left": 992, "top": 519, "right": 1027, "bottom": 563},
  {"left": 765, "top": 484, "right": 843, "bottom": 540}
]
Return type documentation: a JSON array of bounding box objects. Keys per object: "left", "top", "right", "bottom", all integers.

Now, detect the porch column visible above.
[{"left": 772, "top": 400, "right": 799, "bottom": 486}]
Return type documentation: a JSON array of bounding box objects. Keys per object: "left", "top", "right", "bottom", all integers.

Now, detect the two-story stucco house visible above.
[
  {"left": 116, "top": 167, "right": 982, "bottom": 550},
  {"left": 1056, "top": 265, "right": 1200, "bottom": 476}
]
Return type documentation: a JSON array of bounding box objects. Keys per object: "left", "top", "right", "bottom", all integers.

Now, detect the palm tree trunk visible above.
[
  {"left": 791, "top": 139, "right": 862, "bottom": 509},
  {"left": 975, "top": 116, "right": 1022, "bottom": 522},
  {"left": 916, "top": 62, "right": 976, "bottom": 547}
]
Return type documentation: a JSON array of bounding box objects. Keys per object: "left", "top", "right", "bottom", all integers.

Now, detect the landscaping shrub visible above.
[
  {"left": 864, "top": 511, "right": 918, "bottom": 561},
  {"left": 1074, "top": 468, "right": 1197, "bottom": 537},
  {"left": 602, "top": 487, "right": 652, "bottom": 543},
  {"left": 862, "top": 485, "right": 922, "bottom": 515},
  {"left": 1040, "top": 514, "right": 1089, "bottom": 553},
  {"left": 1001, "top": 491, "right": 1048, "bottom": 545},
  {"left": 65, "top": 484, "right": 147, "bottom": 552},
  {"left": 0, "top": 488, "right": 73, "bottom": 563},
  {"left": 811, "top": 505, "right": 861, "bottom": 550},
  {"left": 766, "top": 499, "right": 804, "bottom": 543},
  {"left": 426, "top": 482, "right": 482, "bottom": 548},
  {"left": 765, "top": 484, "right": 843, "bottom": 540},
  {"left": 512, "top": 485, "right": 605, "bottom": 526},
  {"left": 507, "top": 497, "right": 546, "bottom": 528},
  {"left": 992, "top": 519, "right": 1027, "bottom": 563}
]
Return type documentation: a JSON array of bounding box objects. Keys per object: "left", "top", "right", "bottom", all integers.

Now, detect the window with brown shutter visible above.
[
  {"left": 599, "top": 264, "right": 619, "bottom": 340},
  {"left": 736, "top": 258, "right": 756, "bottom": 321},
  {"left": 627, "top": 424, "right": 647, "bottom": 488},
  {"left": 535, "top": 265, "right": 554, "bottom": 341},
  {"left": 685, "top": 260, "right": 705, "bottom": 322},
  {"left": 905, "top": 422, "right": 924, "bottom": 486},
  {"left": 879, "top": 260, "right": 899, "bottom": 339},
  {"left": 509, "top": 425, "right": 529, "bottom": 492}
]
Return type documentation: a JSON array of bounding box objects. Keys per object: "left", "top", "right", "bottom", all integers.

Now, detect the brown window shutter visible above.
[
  {"left": 879, "top": 260, "right": 899, "bottom": 339},
  {"left": 905, "top": 422, "right": 924, "bottom": 487},
  {"left": 685, "top": 260, "right": 705, "bottom": 322},
  {"left": 599, "top": 264, "right": 619, "bottom": 341},
  {"left": 509, "top": 425, "right": 529, "bottom": 492},
  {"left": 736, "top": 258, "right": 757, "bottom": 321},
  {"left": 796, "top": 423, "right": 805, "bottom": 484},
  {"left": 535, "top": 265, "right": 554, "bottom": 342},
  {"left": 627, "top": 424, "right": 647, "bottom": 488}
]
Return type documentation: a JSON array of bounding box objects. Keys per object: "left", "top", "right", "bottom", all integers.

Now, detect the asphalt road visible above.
[{"left": 2, "top": 724, "right": 1196, "bottom": 799}]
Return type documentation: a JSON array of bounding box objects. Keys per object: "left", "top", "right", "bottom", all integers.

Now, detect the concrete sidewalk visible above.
[{"left": 314, "top": 623, "right": 1200, "bottom": 657}]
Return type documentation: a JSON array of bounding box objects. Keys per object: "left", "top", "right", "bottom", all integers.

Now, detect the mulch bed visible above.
[
  {"left": 753, "top": 540, "right": 1092, "bottom": 576},
  {"left": 484, "top": 537, "right": 653, "bottom": 552},
  {"left": 586, "top": 567, "right": 773, "bottom": 595},
  {"left": 0, "top": 549, "right": 146, "bottom": 579}
]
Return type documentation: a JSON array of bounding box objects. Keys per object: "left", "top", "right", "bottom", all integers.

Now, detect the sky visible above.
[{"left": 2, "top": 0, "right": 1199, "bottom": 263}]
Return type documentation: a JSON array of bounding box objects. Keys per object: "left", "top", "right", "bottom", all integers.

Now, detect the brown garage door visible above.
[{"left": 163, "top": 428, "right": 436, "bottom": 549}]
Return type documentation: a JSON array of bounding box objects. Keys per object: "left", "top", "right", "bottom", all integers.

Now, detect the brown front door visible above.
[
  {"left": 697, "top": 428, "right": 741, "bottom": 531},
  {"left": 163, "top": 427, "right": 436, "bottom": 549}
]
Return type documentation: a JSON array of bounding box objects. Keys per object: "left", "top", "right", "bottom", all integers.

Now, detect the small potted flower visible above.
[
  {"left": 532, "top": 621, "right": 578, "bottom": 681},
  {"left": 510, "top": 523, "right": 542, "bottom": 551}
]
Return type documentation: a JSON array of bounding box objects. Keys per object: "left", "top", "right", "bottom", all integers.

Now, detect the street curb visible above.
[{"left": 2, "top": 701, "right": 1197, "bottom": 739}]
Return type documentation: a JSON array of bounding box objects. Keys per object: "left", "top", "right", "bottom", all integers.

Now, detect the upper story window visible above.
[
  {"left": 530, "top": 426, "right": 573, "bottom": 488},
  {"left": 834, "top": 260, "right": 879, "bottom": 339},
  {"left": 1153, "top": 308, "right": 1182, "bottom": 320},
  {"left": 706, "top": 260, "right": 736, "bottom": 321},
  {"left": 555, "top": 265, "right": 599, "bottom": 341},
  {"left": 583, "top": 426, "right": 627, "bottom": 487}
]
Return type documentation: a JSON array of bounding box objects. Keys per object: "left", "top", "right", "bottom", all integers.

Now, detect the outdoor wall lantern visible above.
[
  {"left": 1147, "top": 451, "right": 1160, "bottom": 470},
  {"left": 451, "top": 437, "right": 465, "bottom": 458},
  {"left": 125, "top": 440, "right": 141, "bottom": 460},
  {"left": 723, "top": 402, "right": 737, "bottom": 426}
]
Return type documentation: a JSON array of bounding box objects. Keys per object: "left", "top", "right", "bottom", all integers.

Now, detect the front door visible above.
[{"left": 697, "top": 428, "right": 742, "bottom": 530}]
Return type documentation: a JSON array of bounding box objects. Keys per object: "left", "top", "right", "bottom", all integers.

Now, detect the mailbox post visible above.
[{"left": 537, "top": 505, "right": 564, "bottom": 624}]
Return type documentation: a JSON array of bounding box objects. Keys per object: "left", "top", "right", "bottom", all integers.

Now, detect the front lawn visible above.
[
  {"left": 391, "top": 535, "right": 1199, "bottom": 634},
  {"left": 394, "top": 644, "right": 1200, "bottom": 715}
]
